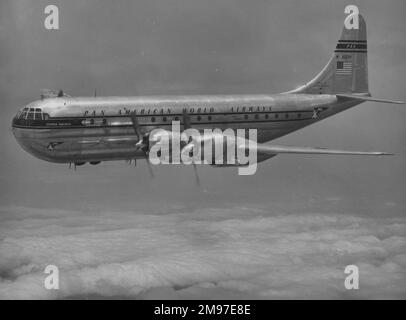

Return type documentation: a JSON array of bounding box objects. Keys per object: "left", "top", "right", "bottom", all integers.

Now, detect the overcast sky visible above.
[{"left": 0, "top": 0, "right": 405, "bottom": 299}]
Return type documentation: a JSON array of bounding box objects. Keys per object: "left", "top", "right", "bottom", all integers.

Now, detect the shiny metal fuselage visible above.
[{"left": 11, "top": 94, "right": 360, "bottom": 163}]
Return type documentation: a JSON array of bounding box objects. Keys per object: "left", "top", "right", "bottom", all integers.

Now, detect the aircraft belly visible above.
[
  {"left": 12, "top": 127, "right": 141, "bottom": 163},
  {"left": 12, "top": 115, "right": 317, "bottom": 163}
]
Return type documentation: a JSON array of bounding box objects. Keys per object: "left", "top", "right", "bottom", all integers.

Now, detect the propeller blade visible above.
[
  {"left": 130, "top": 111, "right": 142, "bottom": 140},
  {"left": 182, "top": 109, "right": 201, "bottom": 186},
  {"left": 143, "top": 151, "right": 154, "bottom": 178},
  {"left": 192, "top": 163, "right": 200, "bottom": 186},
  {"left": 182, "top": 109, "right": 191, "bottom": 130}
]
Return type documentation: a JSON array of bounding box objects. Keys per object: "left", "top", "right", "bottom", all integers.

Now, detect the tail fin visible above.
[{"left": 289, "top": 13, "right": 368, "bottom": 95}]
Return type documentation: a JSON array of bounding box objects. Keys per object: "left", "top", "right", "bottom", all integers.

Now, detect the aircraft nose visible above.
[
  {"left": 12, "top": 126, "right": 54, "bottom": 162},
  {"left": 11, "top": 115, "right": 23, "bottom": 144},
  {"left": 12, "top": 119, "right": 48, "bottom": 158},
  {"left": 12, "top": 120, "right": 70, "bottom": 163},
  {"left": 12, "top": 125, "right": 34, "bottom": 155}
]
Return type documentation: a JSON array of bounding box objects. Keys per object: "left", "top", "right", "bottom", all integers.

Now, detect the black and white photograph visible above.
[{"left": 1, "top": 0, "right": 405, "bottom": 306}]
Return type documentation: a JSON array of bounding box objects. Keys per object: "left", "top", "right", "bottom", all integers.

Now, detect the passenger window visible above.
[
  {"left": 265, "top": 114, "right": 269, "bottom": 119},
  {"left": 27, "top": 112, "right": 34, "bottom": 120},
  {"left": 34, "top": 113, "right": 42, "bottom": 120},
  {"left": 244, "top": 114, "right": 248, "bottom": 120},
  {"left": 151, "top": 117, "right": 156, "bottom": 122},
  {"left": 208, "top": 115, "right": 212, "bottom": 121},
  {"left": 163, "top": 116, "right": 167, "bottom": 122},
  {"left": 285, "top": 113, "right": 289, "bottom": 118},
  {"left": 275, "top": 113, "right": 279, "bottom": 119}
]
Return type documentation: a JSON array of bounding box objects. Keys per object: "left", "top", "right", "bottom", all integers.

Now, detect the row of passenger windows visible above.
[
  {"left": 147, "top": 113, "right": 303, "bottom": 122},
  {"left": 82, "top": 113, "right": 305, "bottom": 126},
  {"left": 117, "top": 108, "right": 216, "bottom": 115},
  {"left": 89, "top": 106, "right": 277, "bottom": 116}
]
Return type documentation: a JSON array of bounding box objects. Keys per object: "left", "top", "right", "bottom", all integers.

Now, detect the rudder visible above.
[{"left": 289, "top": 13, "right": 368, "bottom": 95}]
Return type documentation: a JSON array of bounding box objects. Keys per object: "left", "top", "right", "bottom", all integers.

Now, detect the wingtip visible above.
[{"left": 381, "top": 100, "right": 406, "bottom": 105}]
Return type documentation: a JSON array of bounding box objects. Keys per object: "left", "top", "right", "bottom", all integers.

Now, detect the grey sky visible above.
[{"left": 0, "top": 0, "right": 405, "bottom": 299}]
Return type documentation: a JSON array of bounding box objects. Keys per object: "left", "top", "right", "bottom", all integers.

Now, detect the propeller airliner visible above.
[{"left": 12, "top": 12, "right": 404, "bottom": 183}]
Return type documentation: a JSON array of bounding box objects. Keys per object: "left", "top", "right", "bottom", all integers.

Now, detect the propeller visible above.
[
  {"left": 130, "top": 111, "right": 142, "bottom": 141},
  {"left": 125, "top": 159, "right": 137, "bottom": 166},
  {"left": 68, "top": 162, "right": 77, "bottom": 171},
  {"left": 182, "top": 109, "right": 200, "bottom": 186},
  {"left": 130, "top": 111, "right": 154, "bottom": 178}
]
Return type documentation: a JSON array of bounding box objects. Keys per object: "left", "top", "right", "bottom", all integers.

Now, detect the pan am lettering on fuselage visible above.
[{"left": 11, "top": 11, "right": 404, "bottom": 178}]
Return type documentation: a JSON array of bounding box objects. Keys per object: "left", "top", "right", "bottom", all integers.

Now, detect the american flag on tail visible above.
[{"left": 336, "top": 61, "right": 352, "bottom": 75}]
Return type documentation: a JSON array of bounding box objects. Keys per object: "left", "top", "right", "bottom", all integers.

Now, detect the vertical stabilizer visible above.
[{"left": 289, "top": 13, "right": 368, "bottom": 95}]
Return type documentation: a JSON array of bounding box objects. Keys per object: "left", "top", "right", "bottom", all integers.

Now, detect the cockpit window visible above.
[
  {"left": 34, "top": 108, "right": 42, "bottom": 120},
  {"left": 18, "top": 107, "right": 46, "bottom": 120}
]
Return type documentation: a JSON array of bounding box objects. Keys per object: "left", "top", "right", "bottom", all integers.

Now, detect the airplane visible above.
[{"left": 11, "top": 12, "right": 404, "bottom": 183}]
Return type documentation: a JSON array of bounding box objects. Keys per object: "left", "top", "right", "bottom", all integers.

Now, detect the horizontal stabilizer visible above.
[
  {"left": 244, "top": 144, "right": 394, "bottom": 156},
  {"left": 337, "top": 94, "right": 405, "bottom": 104}
]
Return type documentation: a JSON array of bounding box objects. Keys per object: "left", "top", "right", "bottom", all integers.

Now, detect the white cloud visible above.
[{"left": 0, "top": 205, "right": 405, "bottom": 299}]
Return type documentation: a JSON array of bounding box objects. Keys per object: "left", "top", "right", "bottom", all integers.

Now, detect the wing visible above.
[{"left": 244, "top": 143, "right": 393, "bottom": 156}]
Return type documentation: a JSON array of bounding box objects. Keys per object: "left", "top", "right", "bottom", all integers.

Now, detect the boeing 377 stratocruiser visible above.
[{"left": 12, "top": 13, "right": 404, "bottom": 181}]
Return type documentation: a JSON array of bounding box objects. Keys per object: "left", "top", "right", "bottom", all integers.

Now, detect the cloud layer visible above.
[{"left": 0, "top": 205, "right": 405, "bottom": 299}]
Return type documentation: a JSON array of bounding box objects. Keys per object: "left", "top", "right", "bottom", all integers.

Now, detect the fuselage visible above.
[{"left": 11, "top": 93, "right": 361, "bottom": 164}]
